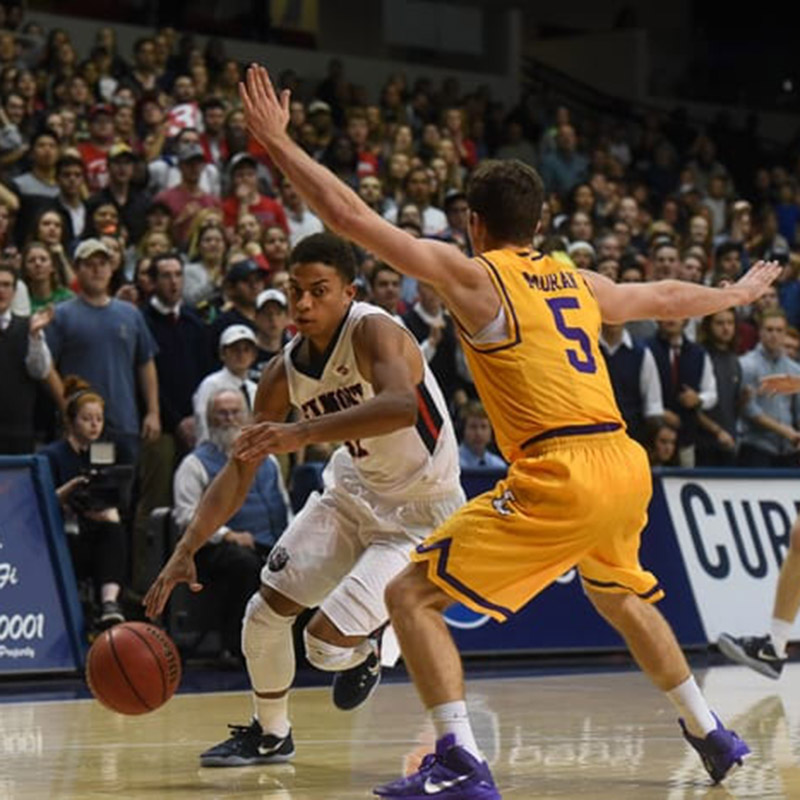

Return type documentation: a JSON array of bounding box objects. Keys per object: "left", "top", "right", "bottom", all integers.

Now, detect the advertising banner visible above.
[
  {"left": 0, "top": 458, "right": 84, "bottom": 675},
  {"left": 661, "top": 470, "right": 800, "bottom": 642}
]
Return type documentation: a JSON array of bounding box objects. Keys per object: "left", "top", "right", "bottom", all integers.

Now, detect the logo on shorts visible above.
[
  {"left": 491, "top": 489, "right": 516, "bottom": 516},
  {"left": 267, "top": 545, "right": 290, "bottom": 572}
]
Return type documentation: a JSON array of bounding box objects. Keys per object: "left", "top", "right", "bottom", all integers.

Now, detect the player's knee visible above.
[
  {"left": 241, "top": 591, "right": 295, "bottom": 661},
  {"left": 303, "top": 629, "right": 371, "bottom": 672},
  {"left": 586, "top": 588, "right": 636, "bottom": 625},
  {"left": 385, "top": 573, "right": 414, "bottom": 617},
  {"left": 386, "top": 564, "right": 438, "bottom": 618}
]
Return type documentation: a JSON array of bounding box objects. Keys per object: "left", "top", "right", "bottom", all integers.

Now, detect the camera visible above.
[{"left": 67, "top": 442, "right": 134, "bottom": 514}]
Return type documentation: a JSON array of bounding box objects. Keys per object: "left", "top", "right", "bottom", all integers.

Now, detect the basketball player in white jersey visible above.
[{"left": 144, "top": 232, "right": 463, "bottom": 766}]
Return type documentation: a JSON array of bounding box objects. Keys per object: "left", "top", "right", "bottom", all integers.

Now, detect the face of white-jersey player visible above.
[{"left": 288, "top": 261, "right": 356, "bottom": 343}]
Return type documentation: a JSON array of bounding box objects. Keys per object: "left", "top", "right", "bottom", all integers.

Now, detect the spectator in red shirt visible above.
[
  {"left": 153, "top": 142, "right": 221, "bottom": 249},
  {"left": 222, "top": 153, "right": 287, "bottom": 234},
  {"left": 77, "top": 104, "right": 116, "bottom": 193}
]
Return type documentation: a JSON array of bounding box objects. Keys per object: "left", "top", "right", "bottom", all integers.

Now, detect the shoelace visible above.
[
  {"left": 227, "top": 722, "right": 259, "bottom": 739},
  {"left": 417, "top": 752, "right": 440, "bottom": 775}
]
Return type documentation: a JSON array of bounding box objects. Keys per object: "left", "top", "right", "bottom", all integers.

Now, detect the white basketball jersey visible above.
[{"left": 284, "top": 302, "right": 460, "bottom": 498}]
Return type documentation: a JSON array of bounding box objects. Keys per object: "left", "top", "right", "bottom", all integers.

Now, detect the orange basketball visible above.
[{"left": 86, "top": 622, "right": 181, "bottom": 715}]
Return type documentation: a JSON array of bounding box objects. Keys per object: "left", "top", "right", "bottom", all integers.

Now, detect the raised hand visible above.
[
  {"left": 239, "top": 64, "right": 291, "bottom": 148},
  {"left": 28, "top": 304, "right": 54, "bottom": 337},
  {"left": 733, "top": 260, "right": 782, "bottom": 304}
]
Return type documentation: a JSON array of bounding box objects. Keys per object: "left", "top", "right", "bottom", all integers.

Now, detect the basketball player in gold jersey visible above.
[{"left": 238, "top": 66, "right": 780, "bottom": 798}]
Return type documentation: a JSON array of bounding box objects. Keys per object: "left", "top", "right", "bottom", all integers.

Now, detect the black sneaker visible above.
[
  {"left": 717, "top": 633, "right": 786, "bottom": 680},
  {"left": 200, "top": 719, "right": 295, "bottom": 767},
  {"left": 98, "top": 601, "right": 125, "bottom": 630},
  {"left": 332, "top": 651, "right": 381, "bottom": 711}
]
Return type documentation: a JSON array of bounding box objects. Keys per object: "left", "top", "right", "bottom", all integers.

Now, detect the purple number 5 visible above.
[{"left": 545, "top": 297, "right": 597, "bottom": 374}]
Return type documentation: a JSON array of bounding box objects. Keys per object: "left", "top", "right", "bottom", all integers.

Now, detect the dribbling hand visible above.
[{"left": 143, "top": 546, "right": 203, "bottom": 620}]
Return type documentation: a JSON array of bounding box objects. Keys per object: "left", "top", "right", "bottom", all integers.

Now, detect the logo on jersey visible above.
[
  {"left": 334, "top": 364, "right": 350, "bottom": 376},
  {"left": 301, "top": 382, "right": 365, "bottom": 419},
  {"left": 491, "top": 489, "right": 516, "bottom": 516},
  {"left": 267, "top": 546, "right": 290, "bottom": 573}
]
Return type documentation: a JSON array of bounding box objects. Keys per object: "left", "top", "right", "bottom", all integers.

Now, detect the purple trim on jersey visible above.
[
  {"left": 455, "top": 255, "right": 522, "bottom": 354},
  {"left": 582, "top": 575, "right": 663, "bottom": 600},
  {"left": 416, "top": 537, "right": 514, "bottom": 621},
  {"left": 521, "top": 421, "right": 622, "bottom": 450}
]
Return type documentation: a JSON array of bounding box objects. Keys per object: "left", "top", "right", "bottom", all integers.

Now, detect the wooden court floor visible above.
[{"left": 0, "top": 663, "right": 798, "bottom": 799}]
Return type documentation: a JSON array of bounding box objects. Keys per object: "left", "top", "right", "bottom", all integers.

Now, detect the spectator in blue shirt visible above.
[
  {"left": 45, "top": 238, "right": 160, "bottom": 461},
  {"left": 539, "top": 124, "right": 588, "bottom": 196},
  {"left": 458, "top": 401, "right": 507, "bottom": 471},
  {"left": 738, "top": 309, "right": 800, "bottom": 467}
]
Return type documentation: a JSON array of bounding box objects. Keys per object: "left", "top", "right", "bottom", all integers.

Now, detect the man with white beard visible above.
[{"left": 173, "top": 388, "right": 290, "bottom": 667}]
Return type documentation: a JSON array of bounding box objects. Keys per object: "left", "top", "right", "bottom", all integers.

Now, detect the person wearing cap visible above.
[
  {"left": 222, "top": 151, "right": 288, "bottom": 233},
  {"left": 252, "top": 288, "right": 290, "bottom": 375},
  {"left": 45, "top": 238, "right": 160, "bottom": 462},
  {"left": 209, "top": 258, "right": 264, "bottom": 350},
  {"left": 307, "top": 98, "right": 335, "bottom": 153},
  {"left": 88, "top": 142, "right": 152, "bottom": 244},
  {"left": 567, "top": 240, "right": 596, "bottom": 271},
  {"left": 153, "top": 139, "right": 220, "bottom": 249},
  {"left": 77, "top": 104, "right": 116, "bottom": 193},
  {"left": 192, "top": 324, "right": 258, "bottom": 443},
  {"left": 147, "top": 127, "right": 222, "bottom": 198}
]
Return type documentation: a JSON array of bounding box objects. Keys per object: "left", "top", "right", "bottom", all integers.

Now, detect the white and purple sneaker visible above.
[
  {"left": 374, "top": 734, "right": 501, "bottom": 799},
  {"left": 679, "top": 713, "right": 750, "bottom": 784}
]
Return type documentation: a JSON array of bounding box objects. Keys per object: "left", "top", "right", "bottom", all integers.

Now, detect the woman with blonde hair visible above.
[
  {"left": 184, "top": 221, "right": 227, "bottom": 306},
  {"left": 185, "top": 206, "right": 225, "bottom": 258}
]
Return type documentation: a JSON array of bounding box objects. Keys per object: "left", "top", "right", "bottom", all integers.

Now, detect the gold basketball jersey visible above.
[{"left": 458, "top": 249, "right": 624, "bottom": 462}]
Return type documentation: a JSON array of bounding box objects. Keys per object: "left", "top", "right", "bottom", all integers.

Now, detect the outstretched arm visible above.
[
  {"left": 234, "top": 316, "right": 422, "bottom": 461},
  {"left": 143, "top": 357, "right": 291, "bottom": 618},
  {"left": 582, "top": 261, "right": 781, "bottom": 324},
  {"left": 239, "top": 65, "right": 496, "bottom": 329}
]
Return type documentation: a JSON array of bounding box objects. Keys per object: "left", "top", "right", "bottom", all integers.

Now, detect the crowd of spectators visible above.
[{"left": 3, "top": 15, "right": 800, "bottom": 641}]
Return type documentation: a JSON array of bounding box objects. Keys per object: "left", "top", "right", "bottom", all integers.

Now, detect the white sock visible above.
[
  {"left": 770, "top": 618, "right": 793, "bottom": 658},
  {"left": 253, "top": 694, "right": 291, "bottom": 738},
  {"left": 666, "top": 675, "right": 716, "bottom": 737},
  {"left": 431, "top": 701, "right": 482, "bottom": 760}
]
